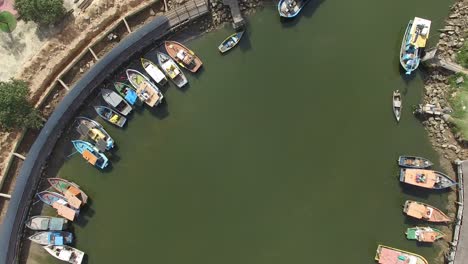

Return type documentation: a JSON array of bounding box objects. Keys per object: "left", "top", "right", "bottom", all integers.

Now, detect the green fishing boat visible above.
[{"left": 406, "top": 227, "right": 445, "bottom": 243}]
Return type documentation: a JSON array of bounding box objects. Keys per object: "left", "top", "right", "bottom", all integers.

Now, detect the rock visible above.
[
  {"left": 440, "top": 124, "right": 445, "bottom": 131},
  {"left": 448, "top": 144, "right": 458, "bottom": 152},
  {"left": 53, "top": 93, "right": 59, "bottom": 99},
  {"left": 442, "top": 144, "right": 448, "bottom": 148},
  {"left": 45, "top": 104, "right": 51, "bottom": 109},
  {"left": 149, "top": 8, "right": 156, "bottom": 16},
  {"left": 456, "top": 76, "right": 464, "bottom": 84},
  {"left": 79, "top": 68, "right": 84, "bottom": 73}
]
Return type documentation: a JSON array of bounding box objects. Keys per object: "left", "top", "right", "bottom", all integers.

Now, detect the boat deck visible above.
[
  {"left": 402, "top": 169, "right": 438, "bottom": 188},
  {"left": 409, "top": 17, "right": 431, "bottom": 48},
  {"left": 136, "top": 82, "right": 160, "bottom": 107}
]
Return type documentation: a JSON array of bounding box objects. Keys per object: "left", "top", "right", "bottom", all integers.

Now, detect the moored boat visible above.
[
  {"left": 218, "top": 31, "right": 244, "bottom": 53},
  {"left": 406, "top": 226, "right": 445, "bottom": 242},
  {"left": 36, "top": 191, "right": 80, "bottom": 221},
  {"left": 75, "top": 116, "right": 114, "bottom": 151},
  {"left": 25, "top": 216, "right": 68, "bottom": 231},
  {"left": 398, "top": 156, "right": 433, "bottom": 169},
  {"left": 400, "top": 168, "right": 457, "bottom": 190},
  {"left": 114, "top": 82, "right": 141, "bottom": 106},
  {"left": 44, "top": 245, "right": 85, "bottom": 264},
  {"left": 375, "top": 244, "right": 428, "bottom": 264},
  {"left": 29, "top": 231, "right": 73, "bottom": 246},
  {"left": 392, "top": 90, "right": 402, "bottom": 122},
  {"left": 48, "top": 178, "right": 88, "bottom": 208},
  {"left": 141, "top": 58, "right": 168, "bottom": 86},
  {"left": 126, "top": 69, "right": 164, "bottom": 107},
  {"left": 72, "top": 140, "right": 109, "bottom": 170},
  {"left": 156, "top": 52, "right": 188, "bottom": 88},
  {"left": 400, "top": 17, "right": 431, "bottom": 75},
  {"left": 278, "top": 0, "right": 310, "bottom": 18},
  {"left": 165, "top": 41, "right": 203, "bottom": 73},
  {"left": 101, "top": 89, "right": 132, "bottom": 116},
  {"left": 403, "top": 200, "right": 451, "bottom": 223},
  {"left": 94, "top": 105, "right": 127, "bottom": 127}
]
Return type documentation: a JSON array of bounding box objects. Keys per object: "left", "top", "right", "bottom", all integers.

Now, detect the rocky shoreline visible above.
[{"left": 420, "top": 0, "right": 468, "bottom": 165}]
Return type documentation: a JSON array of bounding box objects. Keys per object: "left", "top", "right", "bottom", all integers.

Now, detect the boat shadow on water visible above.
[
  {"left": 280, "top": 0, "right": 326, "bottom": 27},
  {"left": 148, "top": 99, "right": 170, "bottom": 120},
  {"left": 398, "top": 182, "right": 454, "bottom": 199}
]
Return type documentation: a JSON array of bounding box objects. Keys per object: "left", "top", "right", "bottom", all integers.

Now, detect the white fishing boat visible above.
[
  {"left": 156, "top": 52, "right": 188, "bottom": 88},
  {"left": 44, "top": 245, "right": 85, "bottom": 264},
  {"left": 141, "top": 58, "right": 168, "bottom": 86}
]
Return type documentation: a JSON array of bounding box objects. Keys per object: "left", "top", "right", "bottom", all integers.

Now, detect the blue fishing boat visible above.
[
  {"left": 72, "top": 140, "right": 109, "bottom": 169},
  {"left": 278, "top": 0, "right": 309, "bottom": 18},
  {"left": 36, "top": 191, "right": 80, "bottom": 221},
  {"left": 400, "top": 17, "right": 432, "bottom": 75},
  {"left": 218, "top": 31, "right": 244, "bottom": 53},
  {"left": 29, "top": 231, "right": 73, "bottom": 246}
]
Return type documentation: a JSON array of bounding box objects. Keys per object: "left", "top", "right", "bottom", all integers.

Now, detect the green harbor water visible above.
[{"left": 28, "top": 0, "right": 456, "bottom": 263}]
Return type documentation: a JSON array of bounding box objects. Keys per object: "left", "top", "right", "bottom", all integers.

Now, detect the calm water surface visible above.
[{"left": 30, "top": 0, "right": 456, "bottom": 263}]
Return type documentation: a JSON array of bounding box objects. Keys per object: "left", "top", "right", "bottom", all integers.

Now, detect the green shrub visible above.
[
  {"left": 15, "top": 0, "right": 66, "bottom": 25},
  {"left": 456, "top": 42, "right": 468, "bottom": 68}
]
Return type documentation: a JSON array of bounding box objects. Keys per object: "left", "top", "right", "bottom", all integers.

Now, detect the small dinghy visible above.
[
  {"left": 165, "top": 41, "right": 203, "bottom": 73},
  {"left": 278, "top": 0, "right": 310, "bottom": 18},
  {"left": 218, "top": 31, "right": 244, "bottom": 53},
  {"left": 72, "top": 140, "right": 109, "bottom": 170},
  {"left": 101, "top": 89, "right": 132, "bottom": 116},
  {"left": 36, "top": 191, "right": 80, "bottom": 221},
  {"left": 25, "top": 216, "right": 68, "bottom": 231},
  {"left": 375, "top": 245, "right": 428, "bottom": 264},
  {"left": 400, "top": 168, "right": 457, "bottom": 190},
  {"left": 48, "top": 178, "right": 88, "bottom": 208},
  {"left": 94, "top": 105, "right": 127, "bottom": 127},
  {"left": 400, "top": 17, "right": 431, "bottom": 75},
  {"left": 114, "top": 82, "right": 141, "bottom": 106},
  {"left": 141, "top": 58, "right": 168, "bottom": 86},
  {"left": 406, "top": 226, "right": 445, "bottom": 243},
  {"left": 126, "top": 69, "right": 164, "bottom": 107},
  {"left": 29, "top": 231, "right": 73, "bottom": 246},
  {"left": 75, "top": 116, "right": 114, "bottom": 151},
  {"left": 398, "top": 156, "right": 433, "bottom": 169},
  {"left": 392, "top": 90, "right": 402, "bottom": 122},
  {"left": 44, "top": 245, "right": 85, "bottom": 264},
  {"left": 156, "top": 52, "right": 188, "bottom": 88},
  {"left": 403, "top": 200, "right": 451, "bottom": 223}
]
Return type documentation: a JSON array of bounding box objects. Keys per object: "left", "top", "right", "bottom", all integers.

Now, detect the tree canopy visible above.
[
  {"left": 0, "top": 79, "right": 43, "bottom": 131},
  {"left": 0, "top": 11, "right": 17, "bottom": 33},
  {"left": 15, "top": 0, "right": 66, "bottom": 25}
]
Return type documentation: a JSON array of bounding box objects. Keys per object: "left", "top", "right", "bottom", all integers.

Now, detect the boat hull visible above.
[
  {"left": 44, "top": 245, "right": 85, "bottom": 264},
  {"left": 72, "top": 140, "right": 109, "bottom": 169},
  {"left": 126, "top": 69, "right": 164, "bottom": 107},
  {"left": 75, "top": 116, "right": 114, "bottom": 151},
  {"left": 406, "top": 227, "right": 445, "bottom": 242},
  {"left": 48, "top": 178, "right": 88, "bottom": 205},
  {"left": 156, "top": 52, "right": 188, "bottom": 88},
  {"left": 403, "top": 200, "right": 451, "bottom": 223},
  {"left": 375, "top": 244, "right": 428, "bottom": 264},
  {"left": 141, "top": 58, "right": 168, "bottom": 85},
  {"left": 218, "top": 31, "right": 244, "bottom": 53},
  {"left": 29, "top": 231, "right": 73, "bottom": 246},
  {"left": 165, "top": 41, "right": 203, "bottom": 73},
  {"left": 114, "top": 82, "right": 142, "bottom": 106},
  {"left": 398, "top": 156, "right": 433, "bottom": 169},
  {"left": 278, "top": 0, "right": 309, "bottom": 18},
  {"left": 94, "top": 106, "right": 127, "bottom": 127},
  {"left": 101, "top": 89, "right": 132, "bottom": 116},
  {"left": 399, "top": 168, "right": 457, "bottom": 190},
  {"left": 25, "top": 216, "right": 68, "bottom": 231}
]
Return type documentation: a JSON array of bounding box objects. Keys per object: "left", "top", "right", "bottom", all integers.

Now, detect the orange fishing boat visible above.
[
  {"left": 375, "top": 245, "right": 428, "bottom": 264},
  {"left": 164, "top": 41, "right": 203, "bottom": 73},
  {"left": 403, "top": 200, "right": 451, "bottom": 223},
  {"left": 399, "top": 168, "right": 457, "bottom": 190}
]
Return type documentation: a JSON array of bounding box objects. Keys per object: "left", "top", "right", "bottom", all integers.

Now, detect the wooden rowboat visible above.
[
  {"left": 406, "top": 226, "right": 445, "bottom": 243},
  {"left": 94, "top": 105, "right": 127, "bottom": 127},
  {"left": 25, "top": 216, "right": 68, "bottom": 231},
  {"left": 126, "top": 69, "right": 164, "bottom": 107},
  {"left": 399, "top": 168, "right": 456, "bottom": 190},
  {"left": 165, "top": 41, "right": 203, "bottom": 73},
  {"left": 218, "top": 31, "right": 244, "bottom": 53},
  {"left": 141, "top": 58, "right": 168, "bottom": 85},
  {"left": 44, "top": 245, "right": 85, "bottom": 264},
  {"left": 75, "top": 116, "right": 114, "bottom": 151},
  {"left": 101, "top": 89, "right": 132, "bottom": 116},
  {"left": 156, "top": 52, "right": 188, "bottom": 88},
  {"left": 403, "top": 200, "right": 451, "bottom": 223},
  {"left": 375, "top": 245, "right": 428, "bottom": 264},
  {"left": 398, "top": 156, "right": 433, "bottom": 169},
  {"left": 36, "top": 191, "right": 80, "bottom": 221},
  {"left": 48, "top": 178, "right": 88, "bottom": 208},
  {"left": 392, "top": 90, "right": 401, "bottom": 122},
  {"left": 278, "top": 0, "right": 310, "bottom": 18}
]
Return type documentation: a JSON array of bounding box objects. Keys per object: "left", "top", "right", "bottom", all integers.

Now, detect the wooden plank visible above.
[{"left": 122, "top": 17, "right": 132, "bottom": 33}]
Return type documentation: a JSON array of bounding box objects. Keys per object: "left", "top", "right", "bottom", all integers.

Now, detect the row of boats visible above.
[
  {"left": 375, "top": 156, "right": 455, "bottom": 264},
  {"left": 26, "top": 178, "right": 89, "bottom": 263},
  {"left": 70, "top": 40, "right": 208, "bottom": 169}
]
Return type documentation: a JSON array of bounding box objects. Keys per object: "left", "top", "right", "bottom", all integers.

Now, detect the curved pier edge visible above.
[
  {"left": 0, "top": 1, "right": 208, "bottom": 260},
  {"left": 448, "top": 160, "right": 466, "bottom": 264}
]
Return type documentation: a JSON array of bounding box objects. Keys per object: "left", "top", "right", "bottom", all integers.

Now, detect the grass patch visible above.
[
  {"left": 0, "top": 11, "right": 16, "bottom": 33},
  {"left": 448, "top": 73, "right": 468, "bottom": 138},
  {"left": 456, "top": 41, "right": 468, "bottom": 68}
]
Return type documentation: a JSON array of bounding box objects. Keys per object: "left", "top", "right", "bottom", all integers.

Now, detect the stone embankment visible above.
[{"left": 420, "top": 0, "right": 468, "bottom": 162}]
